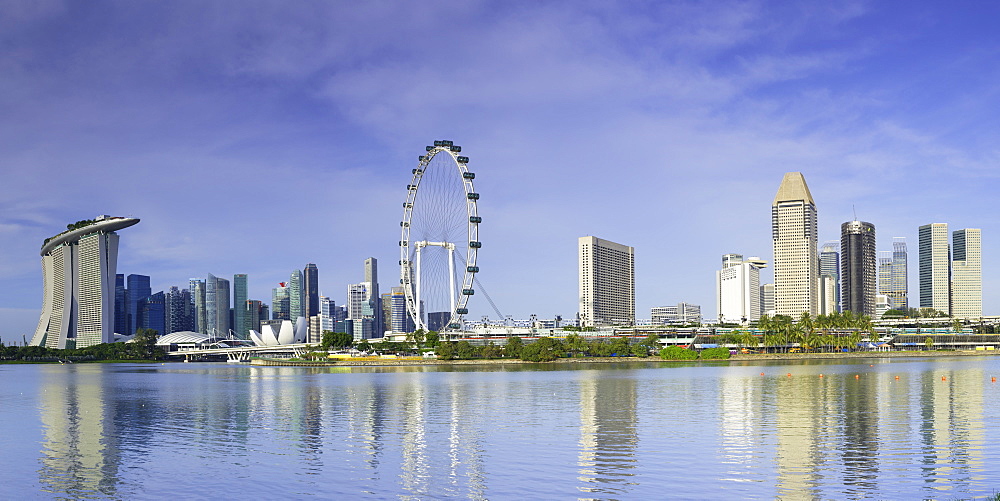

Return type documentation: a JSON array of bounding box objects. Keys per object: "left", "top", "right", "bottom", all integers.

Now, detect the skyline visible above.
[{"left": 3, "top": 2, "right": 1000, "bottom": 337}]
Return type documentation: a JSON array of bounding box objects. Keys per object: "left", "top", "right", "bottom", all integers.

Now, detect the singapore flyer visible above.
[{"left": 399, "top": 140, "right": 480, "bottom": 332}]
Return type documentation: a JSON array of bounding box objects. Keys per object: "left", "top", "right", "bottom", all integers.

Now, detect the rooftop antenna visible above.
[{"left": 853, "top": 205, "right": 857, "bottom": 221}]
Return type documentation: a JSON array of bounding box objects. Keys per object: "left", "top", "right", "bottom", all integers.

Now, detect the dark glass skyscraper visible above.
[
  {"left": 233, "top": 274, "right": 248, "bottom": 338},
  {"left": 127, "top": 274, "right": 151, "bottom": 335},
  {"left": 841, "top": 220, "right": 876, "bottom": 315},
  {"left": 304, "top": 263, "right": 319, "bottom": 320},
  {"left": 114, "top": 274, "right": 128, "bottom": 335},
  {"left": 140, "top": 291, "right": 166, "bottom": 336}
]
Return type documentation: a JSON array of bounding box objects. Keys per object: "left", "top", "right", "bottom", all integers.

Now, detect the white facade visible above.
[
  {"left": 716, "top": 254, "right": 766, "bottom": 324},
  {"left": 578, "top": 236, "right": 635, "bottom": 327},
  {"left": 347, "top": 282, "right": 371, "bottom": 320},
  {"left": 651, "top": 303, "right": 701, "bottom": 325},
  {"left": 31, "top": 216, "right": 139, "bottom": 349},
  {"left": 250, "top": 318, "right": 307, "bottom": 346},
  {"left": 772, "top": 172, "right": 819, "bottom": 316},
  {"left": 952, "top": 228, "right": 982, "bottom": 319},
  {"left": 760, "top": 283, "right": 775, "bottom": 317},
  {"left": 819, "top": 275, "right": 837, "bottom": 316}
]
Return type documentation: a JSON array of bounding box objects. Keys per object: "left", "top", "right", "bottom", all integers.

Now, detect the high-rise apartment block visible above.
[
  {"left": 952, "top": 228, "right": 982, "bottom": 318},
  {"left": 772, "top": 173, "right": 819, "bottom": 317},
  {"left": 31, "top": 216, "right": 139, "bottom": 348},
  {"left": 919, "top": 223, "right": 951, "bottom": 314},
  {"left": 578, "top": 236, "right": 635, "bottom": 327},
  {"left": 716, "top": 254, "right": 767, "bottom": 324},
  {"left": 840, "top": 220, "right": 876, "bottom": 316}
]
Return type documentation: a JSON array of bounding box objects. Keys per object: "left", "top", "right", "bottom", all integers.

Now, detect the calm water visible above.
[{"left": 2, "top": 357, "right": 1000, "bottom": 499}]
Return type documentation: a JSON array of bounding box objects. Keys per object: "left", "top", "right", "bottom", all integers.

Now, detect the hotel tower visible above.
[
  {"left": 578, "top": 236, "right": 635, "bottom": 327},
  {"left": 31, "top": 216, "right": 140, "bottom": 349},
  {"left": 771, "top": 173, "right": 819, "bottom": 316}
]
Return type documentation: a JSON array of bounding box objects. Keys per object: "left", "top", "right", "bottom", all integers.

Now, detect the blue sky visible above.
[{"left": 2, "top": 0, "right": 999, "bottom": 339}]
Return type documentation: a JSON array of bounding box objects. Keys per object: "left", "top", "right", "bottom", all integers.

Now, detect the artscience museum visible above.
[{"left": 249, "top": 318, "right": 307, "bottom": 346}]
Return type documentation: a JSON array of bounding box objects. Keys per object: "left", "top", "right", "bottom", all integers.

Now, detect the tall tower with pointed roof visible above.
[{"left": 771, "top": 172, "right": 818, "bottom": 317}]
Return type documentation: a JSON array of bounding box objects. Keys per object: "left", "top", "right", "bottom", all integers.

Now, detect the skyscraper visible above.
[
  {"left": 114, "top": 274, "right": 128, "bottom": 335},
  {"left": 166, "top": 286, "right": 193, "bottom": 334},
  {"left": 878, "top": 237, "right": 908, "bottom": 312},
  {"left": 189, "top": 278, "right": 207, "bottom": 334},
  {"left": 819, "top": 241, "right": 840, "bottom": 313},
  {"left": 31, "top": 216, "right": 140, "bottom": 348},
  {"left": 716, "top": 254, "right": 767, "bottom": 324},
  {"left": 772, "top": 173, "right": 818, "bottom": 317},
  {"left": 304, "top": 263, "right": 319, "bottom": 320},
  {"left": 578, "top": 236, "right": 635, "bottom": 327},
  {"left": 233, "top": 274, "right": 248, "bottom": 338},
  {"left": 952, "top": 228, "right": 982, "bottom": 319},
  {"left": 126, "top": 274, "right": 151, "bottom": 336},
  {"left": 390, "top": 286, "right": 416, "bottom": 333},
  {"left": 272, "top": 283, "right": 290, "bottom": 320},
  {"left": 205, "top": 273, "right": 230, "bottom": 337},
  {"left": 364, "top": 258, "right": 383, "bottom": 336},
  {"left": 140, "top": 291, "right": 166, "bottom": 336},
  {"left": 919, "top": 223, "right": 950, "bottom": 314},
  {"left": 840, "top": 220, "right": 876, "bottom": 316},
  {"left": 244, "top": 299, "right": 264, "bottom": 335},
  {"left": 289, "top": 269, "right": 304, "bottom": 321}
]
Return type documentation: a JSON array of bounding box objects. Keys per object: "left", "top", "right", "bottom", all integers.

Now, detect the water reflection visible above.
[
  {"left": 576, "top": 370, "right": 639, "bottom": 497},
  {"left": 18, "top": 359, "right": 1000, "bottom": 499},
  {"left": 38, "top": 365, "right": 121, "bottom": 498}
]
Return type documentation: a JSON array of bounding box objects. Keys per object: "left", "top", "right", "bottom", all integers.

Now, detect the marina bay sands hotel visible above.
[{"left": 30, "top": 215, "right": 139, "bottom": 349}]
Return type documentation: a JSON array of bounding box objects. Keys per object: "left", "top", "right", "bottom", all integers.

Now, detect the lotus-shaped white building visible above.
[{"left": 250, "top": 317, "right": 307, "bottom": 346}]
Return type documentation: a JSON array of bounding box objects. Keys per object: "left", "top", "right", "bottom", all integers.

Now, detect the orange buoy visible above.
[
  {"left": 787, "top": 373, "right": 791, "bottom": 377},
  {"left": 819, "top": 374, "right": 824, "bottom": 378},
  {"left": 992, "top": 377, "right": 996, "bottom": 382},
  {"left": 855, "top": 374, "right": 860, "bottom": 379},
  {"left": 895, "top": 376, "right": 900, "bottom": 380},
  {"left": 870, "top": 364, "right": 874, "bottom": 367},
  {"left": 761, "top": 372, "right": 765, "bottom": 376},
  {"left": 942, "top": 376, "right": 947, "bottom": 381}
]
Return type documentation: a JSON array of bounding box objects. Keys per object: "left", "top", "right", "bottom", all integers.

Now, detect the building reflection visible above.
[
  {"left": 37, "top": 365, "right": 122, "bottom": 498},
  {"left": 576, "top": 370, "right": 638, "bottom": 497},
  {"left": 918, "top": 366, "right": 985, "bottom": 494},
  {"left": 718, "top": 370, "right": 763, "bottom": 480},
  {"left": 774, "top": 372, "right": 838, "bottom": 498}
]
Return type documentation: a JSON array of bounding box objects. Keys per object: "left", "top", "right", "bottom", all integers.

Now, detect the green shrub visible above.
[
  {"left": 659, "top": 346, "right": 697, "bottom": 360},
  {"left": 699, "top": 347, "right": 731, "bottom": 360}
]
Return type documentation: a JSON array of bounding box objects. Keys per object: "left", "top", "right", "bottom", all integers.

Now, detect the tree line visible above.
[
  {"left": 0, "top": 329, "right": 164, "bottom": 362},
  {"left": 719, "top": 312, "right": 877, "bottom": 353}
]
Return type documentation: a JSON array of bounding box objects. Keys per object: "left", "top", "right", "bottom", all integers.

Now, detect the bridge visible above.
[{"left": 164, "top": 343, "right": 313, "bottom": 362}]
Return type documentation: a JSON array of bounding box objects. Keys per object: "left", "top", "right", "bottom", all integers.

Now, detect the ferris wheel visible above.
[{"left": 399, "top": 140, "right": 480, "bottom": 332}]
